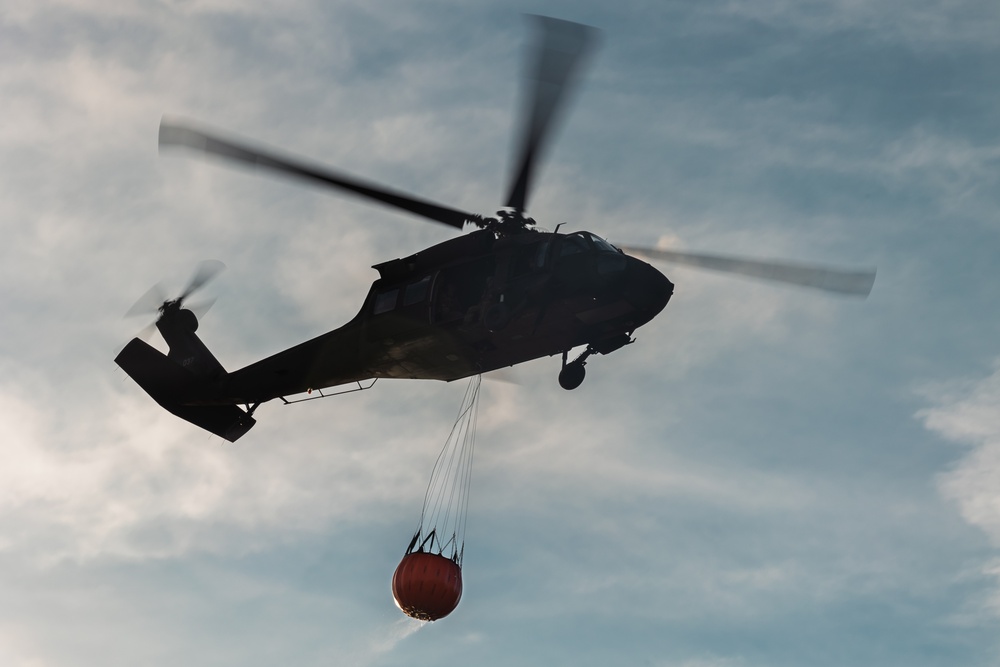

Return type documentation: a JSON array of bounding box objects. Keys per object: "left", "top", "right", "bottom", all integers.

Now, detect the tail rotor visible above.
[{"left": 124, "top": 260, "right": 226, "bottom": 338}]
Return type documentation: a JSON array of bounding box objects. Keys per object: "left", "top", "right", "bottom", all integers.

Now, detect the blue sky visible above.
[{"left": 2, "top": 1, "right": 1000, "bottom": 665}]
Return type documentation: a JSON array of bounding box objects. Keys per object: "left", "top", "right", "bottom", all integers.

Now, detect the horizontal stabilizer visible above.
[{"left": 116, "top": 339, "right": 255, "bottom": 442}]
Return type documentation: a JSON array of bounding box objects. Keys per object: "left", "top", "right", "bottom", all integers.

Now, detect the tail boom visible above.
[{"left": 115, "top": 338, "right": 255, "bottom": 442}]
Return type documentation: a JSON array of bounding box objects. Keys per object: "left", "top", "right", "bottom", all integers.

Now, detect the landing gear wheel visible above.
[{"left": 559, "top": 362, "right": 586, "bottom": 390}]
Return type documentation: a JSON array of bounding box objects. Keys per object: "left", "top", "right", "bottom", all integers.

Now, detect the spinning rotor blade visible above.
[
  {"left": 618, "top": 245, "right": 876, "bottom": 297},
  {"left": 124, "top": 260, "right": 225, "bottom": 321},
  {"left": 160, "top": 119, "right": 478, "bottom": 230},
  {"left": 187, "top": 298, "right": 217, "bottom": 321},
  {"left": 125, "top": 282, "right": 168, "bottom": 318},
  {"left": 505, "top": 16, "right": 599, "bottom": 214},
  {"left": 135, "top": 321, "right": 158, "bottom": 342},
  {"left": 180, "top": 259, "right": 226, "bottom": 302}
]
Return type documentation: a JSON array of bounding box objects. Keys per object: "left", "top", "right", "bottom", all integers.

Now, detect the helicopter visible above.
[{"left": 115, "top": 16, "right": 875, "bottom": 443}]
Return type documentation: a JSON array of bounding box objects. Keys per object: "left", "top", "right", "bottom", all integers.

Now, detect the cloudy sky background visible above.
[{"left": 3, "top": 0, "right": 1000, "bottom": 665}]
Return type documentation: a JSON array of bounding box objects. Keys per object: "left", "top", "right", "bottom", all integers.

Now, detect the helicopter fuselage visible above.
[{"left": 210, "top": 228, "right": 673, "bottom": 405}]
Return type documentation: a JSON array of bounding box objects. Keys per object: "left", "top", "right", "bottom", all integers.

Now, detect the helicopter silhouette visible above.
[{"left": 115, "top": 16, "right": 875, "bottom": 442}]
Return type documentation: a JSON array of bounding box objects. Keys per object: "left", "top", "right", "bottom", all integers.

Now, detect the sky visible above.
[{"left": 2, "top": 0, "right": 1000, "bottom": 665}]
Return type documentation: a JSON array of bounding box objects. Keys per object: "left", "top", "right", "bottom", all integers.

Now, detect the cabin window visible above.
[
  {"left": 403, "top": 276, "right": 431, "bottom": 306},
  {"left": 434, "top": 258, "right": 496, "bottom": 323},
  {"left": 373, "top": 288, "right": 399, "bottom": 315}
]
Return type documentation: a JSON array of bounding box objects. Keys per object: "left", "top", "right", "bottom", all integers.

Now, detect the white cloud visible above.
[
  {"left": 920, "top": 364, "right": 1000, "bottom": 547},
  {"left": 0, "top": 372, "right": 455, "bottom": 563},
  {"left": 918, "top": 362, "right": 1000, "bottom": 626}
]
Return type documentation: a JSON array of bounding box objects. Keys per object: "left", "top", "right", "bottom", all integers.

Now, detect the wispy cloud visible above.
[
  {"left": 919, "top": 362, "right": 1000, "bottom": 549},
  {"left": 2, "top": 1, "right": 999, "bottom": 665}
]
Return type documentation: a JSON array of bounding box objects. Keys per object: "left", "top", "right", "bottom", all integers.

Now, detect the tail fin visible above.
[{"left": 116, "top": 338, "right": 255, "bottom": 442}]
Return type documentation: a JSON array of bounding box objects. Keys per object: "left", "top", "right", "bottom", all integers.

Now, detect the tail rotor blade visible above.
[
  {"left": 618, "top": 245, "right": 876, "bottom": 297},
  {"left": 125, "top": 282, "right": 168, "bottom": 318},
  {"left": 504, "top": 16, "right": 599, "bottom": 214},
  {"left": 136, "top": 321, "right": 158, "bottom": 342},
  {"left": 187, "top": 298, "right": 218, "bottom": 321},
  {"left": 180, "top": 259, "right": 226, "bottom": 302}
]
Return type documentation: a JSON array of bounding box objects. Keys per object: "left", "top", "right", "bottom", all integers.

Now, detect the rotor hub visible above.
[{"left": 475, "top": 208, "right": 537, "bottom": 236}]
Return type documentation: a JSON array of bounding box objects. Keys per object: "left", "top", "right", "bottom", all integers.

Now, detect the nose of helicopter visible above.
[{"left": 623, "top": 255, "right": 674, "bottom": 326}]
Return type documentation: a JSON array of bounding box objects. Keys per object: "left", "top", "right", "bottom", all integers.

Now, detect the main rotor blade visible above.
[
  {"left": 160, "top": 119, "right": 478, "bottom": 230},
  {"left": 618, "top": 245, "right": 876, "bottom": 297},
  {"left": 504, "top": 16, "right": 599, "bottom": 214}
]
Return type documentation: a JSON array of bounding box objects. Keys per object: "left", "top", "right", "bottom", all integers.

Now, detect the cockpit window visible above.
[
  {"left": 588, "top": 233, "right": 619, "bottom": 253},
  {"left": 558, "top": 234, "right": 590, "bottom": 257}
]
